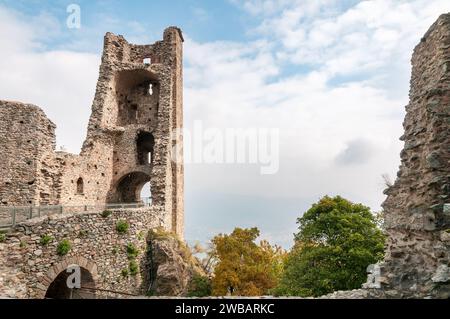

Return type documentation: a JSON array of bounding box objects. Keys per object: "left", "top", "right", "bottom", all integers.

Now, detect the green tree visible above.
[
  {"left": 187, "top": 275, "right": 212, "bottom": 297},
  {"left": 275, "top": 195, "right": 385, "bottom": 297},
  {"left": 211, "top": 227, "right": 284, "bottom": 296}
]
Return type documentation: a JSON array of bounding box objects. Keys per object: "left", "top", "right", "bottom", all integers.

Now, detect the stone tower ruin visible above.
[
  {"left": 378, "top": 14, "right": 450, "bottom": 298},
  {"left": 0, "top": 27, "right": 184, "bottom": 237}
]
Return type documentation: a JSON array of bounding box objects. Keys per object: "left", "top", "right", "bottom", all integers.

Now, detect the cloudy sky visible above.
[{"left": 1, "top": 0, "right": 449, "bottom": 248}]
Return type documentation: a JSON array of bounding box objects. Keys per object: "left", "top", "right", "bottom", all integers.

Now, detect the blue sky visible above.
[
  {"left": 1, "top": 0, "right": 450, "bottom": 248},
  {"left": 1, "top": 0, "right": 251, "bottom": 48}
]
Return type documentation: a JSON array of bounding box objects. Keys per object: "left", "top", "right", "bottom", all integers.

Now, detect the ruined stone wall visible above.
[
  {"left": 378, "top": 14, "right": 450, "bottom": 299},
  {"left": 0, "top": 207, "right": 170, "bottom": 298},
  {"left": 0, "top": 102, "right": 58, "bottom": 206}
]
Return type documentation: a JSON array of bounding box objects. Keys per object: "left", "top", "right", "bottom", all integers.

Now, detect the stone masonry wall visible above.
[
  {"left": 0, "top": 207, "right": 170, "bottom": 298},
  {"left": 378, "top": 14, "right": 450, "bottom": 299},
  {"left": 0, "top": 101, "right": 58, "bottom": 206}
]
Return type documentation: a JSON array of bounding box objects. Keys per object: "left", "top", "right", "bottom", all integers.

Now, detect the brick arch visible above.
[{"left": 35, "top": 256, "right": 99, "bottom": 299}]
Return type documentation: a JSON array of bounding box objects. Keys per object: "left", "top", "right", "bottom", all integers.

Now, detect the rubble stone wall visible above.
[
  {"left": 378, "top": 14, "right": 450, "bottom": 299},
  {"left": 0, "top": 102, "right": 57, "bottom": 206},
  {"left": 0, "top": 207, "right": 169, "bottom": 298}
]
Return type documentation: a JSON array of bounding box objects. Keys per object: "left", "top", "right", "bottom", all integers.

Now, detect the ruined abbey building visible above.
[
  {"left": 0, "top": 27, "right": 191, "bottom": 299},
  {"left": 1, "top": 13, "right": 450, "bottom": 299},
  {"left": 0, "top": 27, "right": 184, "bottom": 237}
]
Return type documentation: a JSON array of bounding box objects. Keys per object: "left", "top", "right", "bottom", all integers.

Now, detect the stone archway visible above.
[
  {"left": 36, "top": 256, "right": 99, "bottom": 299},
  {"left": 114, "top": 171, "right": 151, "bottom": 203},
  {"left": 45, "top": 267, "right": 96, "bottom": 299}
]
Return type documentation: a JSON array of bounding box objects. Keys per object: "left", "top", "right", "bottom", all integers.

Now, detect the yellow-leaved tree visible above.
[{"left": 211, "top": 227, "right": 285, "bottom": 296}]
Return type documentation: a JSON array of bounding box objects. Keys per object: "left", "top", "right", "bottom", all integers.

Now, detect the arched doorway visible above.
[
  {"left": 115, "top": 171, "right": 151, "bottom": 203},
  {"left": 44, "top": 267, "right": 96, "bottom": 299}
]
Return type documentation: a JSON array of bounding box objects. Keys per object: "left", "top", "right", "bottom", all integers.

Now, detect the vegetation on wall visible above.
[
  {"left": 126, "top": 242, "right": 139, "bottom": 260},
  {"left": 101, "top": 210, "right": 112, "bottom": 218},
  {"left": 56, "top": 239, "right": 72, "bottom": 256},
  {"left": 129, "top": 260, "right": 139, "bottom": 276},
  {"left": 116, "top": 220, "right": 130, "bottom": 234},
  {"left": 40, "top": 234, "right": 53, "bottom": 246}
]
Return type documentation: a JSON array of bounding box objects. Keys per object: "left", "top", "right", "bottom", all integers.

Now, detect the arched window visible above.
[{"left": 76, "top": 178, "right": 84, "bottom": 195}]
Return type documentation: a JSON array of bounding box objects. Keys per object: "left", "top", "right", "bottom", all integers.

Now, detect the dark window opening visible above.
[
  {"left": 137, "top": 132, "right": 155, "bottom": 165},
  {"left": 129, "top": 104, "right": 138, "bottom": 123},
  {"left": 76, "top": 178, "right": 84, "bottom": 195}
]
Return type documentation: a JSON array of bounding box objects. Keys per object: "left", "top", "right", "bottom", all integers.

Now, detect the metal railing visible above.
[{"left": 0, "top": 197, "right": 152, "bottom": 230}]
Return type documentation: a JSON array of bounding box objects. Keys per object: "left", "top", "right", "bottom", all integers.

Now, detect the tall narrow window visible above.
[
  {"left": 137, "top": 132, "right": 155, "bottom": 166},
  {"left": 76, "top": 178, "right": 84, "bottom": 195}
]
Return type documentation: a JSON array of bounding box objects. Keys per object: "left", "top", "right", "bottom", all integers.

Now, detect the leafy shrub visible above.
[
  {"left": 57, "top": 239, "right": 71, "bottom": 256},
  {"left": 121, "top": 268, "right": 129, "bottom": 277},
  {"left": 187, "top": 275, "right": 212, "bottom": 297},
  {"left": 101, "top": 210, "right": 112, "bottom": 218},
  {"left": 0, "top": 233, "right": 6, "bottom": 243},
  {"left": 126, "top": 243, "right": 139, "bottom": 260},
  {"left": 129, "top": 260, "right": 139, "bottom": 276},
  {"left": 40, "top": 234, "right": 53, "bottom": 246},
  {"left": 116, "top": 220, "right": 129, "bottom": 234}
]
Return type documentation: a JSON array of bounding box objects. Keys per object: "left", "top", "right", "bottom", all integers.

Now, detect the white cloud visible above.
[
  {"left": 247, "top": 0, "right": 450, "bottom": 82},
  {"left": 0, "top": 5, "right": 100, "bottom": 153},
  {"left": 184, "top": 0, "right": 450, "bottom": 215}
]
